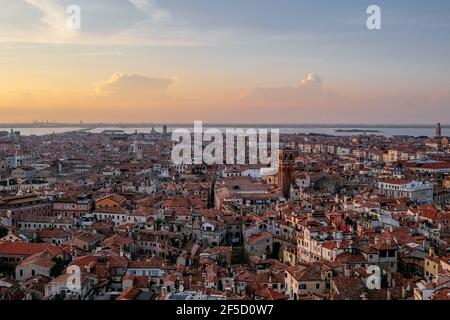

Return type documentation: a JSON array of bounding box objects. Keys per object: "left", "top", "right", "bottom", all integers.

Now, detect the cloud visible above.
[
  {"left": 128, "top": 0, "right": 172, "bottom": 24},
  {"left": 0, "top": 0, "right": 209, "bottom": 46},
  {"left": 2, "top": 71, "right": 450, "bottom": 124},
  {"left": 229, "top": 73, "right": 450, "bottom": 123},
  {"left": 22, "top": 0, "right": 77, "bottom": 38},
  {"left": 94, "top": 72, "right": 174, "bottom": 97},
  {"left": 0, "top": 72, "right": 182, "bottom": 122},
  {"left": 300, "top": 73, "right": 323, "bottom": 87},
  {"left": 237, "top": 73, "right": 336, "bottom": 108},
  {"left": 84, "top": 73, "right": 180, "bottom": 113},
  {"left": 0, "top": 0, "right": 231, "bottom": 46}
]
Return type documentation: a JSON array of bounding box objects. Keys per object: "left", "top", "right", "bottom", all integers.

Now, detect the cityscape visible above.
[
  {"left": 1, "top": 0, "right": 450, "bottom": 305},
  {"left": 0, "top": 123, "right": 450, "bottom": 300}
]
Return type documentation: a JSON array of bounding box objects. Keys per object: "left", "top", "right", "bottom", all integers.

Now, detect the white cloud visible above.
[
  {"left": 0, "top": 0, "right": 228, "bottom": 46},
  {"left": 227, "top": 73, "right": 450, "bottom": 123},
  {"left": 128, "top": 0, "right": 172, "bottom": 24},
  {"left": 94, "top": 72, "right": 175, "bottom": 98},
  {"left": 237, "top": 73, "right": 333, "bottom": 106},
  {"left": 22, "top": 0, "right": 77, "bottom": 38},
  {"left": 300, "top": 73, "right": 323, "bottom": 87}
]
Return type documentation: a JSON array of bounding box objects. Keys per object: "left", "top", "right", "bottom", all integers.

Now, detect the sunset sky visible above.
[{"left": 1, "top": 0, "right": 450, "bottom": 123}]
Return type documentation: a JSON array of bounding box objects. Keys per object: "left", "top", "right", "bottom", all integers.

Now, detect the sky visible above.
[{"left": 0, "top": 0, "right": 449, "bottom": 124}]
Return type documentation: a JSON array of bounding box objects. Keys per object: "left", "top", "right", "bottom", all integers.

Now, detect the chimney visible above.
[
  {"left": 429, "top": 247, "right": 435, "bottom": 257},
  {"left": 387, "top": 273, "right": 392, "bottom": 287},
  {"left": 401, "top": 286, "right": 406, "bottom": 299},
  {"left": 374, "top": 237, "right": 379, "bottom": 245},
  {"left": 386, "top": 288, "right": 391, "bottom": 301}
]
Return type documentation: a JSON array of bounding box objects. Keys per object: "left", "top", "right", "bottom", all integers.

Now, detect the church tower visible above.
[
  {"left": 436, "top": 123, "right": 442, "bottom": 138},
  {"left": 354, "top": 149, "right": 365, "bottom": 170},
  {"left": 278, "top": 148, "right": 295, "bottom": 199}
]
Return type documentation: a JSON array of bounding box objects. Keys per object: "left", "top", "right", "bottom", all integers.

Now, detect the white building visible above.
[
  {"left": 378, "top": 179, "right": 433, "bottom": 203},
  {"left": 93, "top": 206, "right": 129, "bottom": 225},
  {"left": 45, "top": 266, "right": 93, "bottom": 300}
]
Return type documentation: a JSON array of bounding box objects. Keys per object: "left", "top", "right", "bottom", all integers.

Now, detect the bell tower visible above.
[
  {"left": 278, "top": 148, "right": 295, "bottom": 199},
  {"left": 436, "top": 123, "right": 442, "bottom": 138}
]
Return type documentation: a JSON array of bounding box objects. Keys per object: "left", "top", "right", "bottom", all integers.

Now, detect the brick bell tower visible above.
[{"left": 278, "top": 148, "right": 295, "bottom": 199}]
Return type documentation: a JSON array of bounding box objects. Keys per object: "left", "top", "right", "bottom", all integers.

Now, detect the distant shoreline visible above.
[
  {"left": 334, "top": 129, "right": 382, "bottom": 133},
  {"left": 0, "top": 123, "right": 447, "bottom": 129}
]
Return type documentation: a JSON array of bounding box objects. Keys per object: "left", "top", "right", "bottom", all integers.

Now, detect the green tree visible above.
[
  {"left": 50, "top": 256, "right": 70, "bottom": 277},
  {"left": 231, "top": 247, "right": 250, "bottom": 265}
]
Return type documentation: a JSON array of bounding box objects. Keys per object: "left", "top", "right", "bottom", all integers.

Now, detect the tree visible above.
[
  {"left": 0, "top": 227, "right": 7, "bottom": 238},
  {"left": 50, "top": 256, "right": 69, "bottom": 277},
  {"left": 231, "top": 247, "right": 250, "bottom": 265},
  {"left": 345, "top": 216, "right": 354, "bottom": 226}
]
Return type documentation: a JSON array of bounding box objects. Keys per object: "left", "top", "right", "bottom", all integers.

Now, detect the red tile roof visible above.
[
  {"left": 116, "top": 287, "right": 141, "bottom": 300},
  {"left": 0, "top": 241, "right": 61, "bottom": 256}
]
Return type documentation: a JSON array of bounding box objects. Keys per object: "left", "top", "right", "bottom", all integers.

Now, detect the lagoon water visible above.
[{"left": 5, "top": 126, "right": 448, "bottom": 138}]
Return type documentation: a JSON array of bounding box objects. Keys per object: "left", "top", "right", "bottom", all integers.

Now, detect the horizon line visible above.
[{"left": 0, "top": 122, "right": 446, "bottom": 129}]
